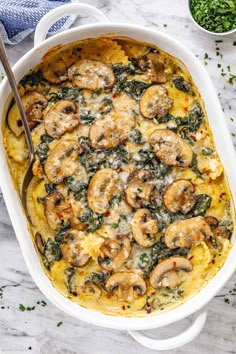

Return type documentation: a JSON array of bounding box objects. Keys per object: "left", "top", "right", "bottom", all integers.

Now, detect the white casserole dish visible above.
[{"left": 0, "top": 3, "right": 236, "bottom": 351}]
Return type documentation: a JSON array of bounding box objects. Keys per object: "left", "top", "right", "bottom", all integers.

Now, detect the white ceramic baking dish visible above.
[{"left": 0, "top": 3, "right": 236, "bottom": 351}]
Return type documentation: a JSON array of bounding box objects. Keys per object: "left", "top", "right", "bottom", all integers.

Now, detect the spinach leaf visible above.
[
  {"left": 138, "top": 238, "right": 189, "bottom": 277},
  {"left": 79, "top": 207, "right": 104, "bottom": 232},
  {"left": 112, "top": 63, "right": 135, "bottom": 80},
  {"left": 113, "top": 77, "right": 151, "bottom": 100},
  {"left": 80, "top": 144, "right": 130, "bottom": 177},
  {"left": 187, "top": 103, "right": 203, "bottom": 132},
  {"left": 85, "top": 271, "right": 110, "bottom": 290},
  {"left": 64, "top": 176, "right": 88, "bottom": 201},
  {"left": 48, "top": 86, "right": 84, "bottom": 104},
  {"left": 129, "top": 129, "right": 144, "bottom": 144},
  {"left": 134, "top": 149, "right": 170, "bottom": 178},
  {"left": 190, "top": 194, "right": 212, "bottom": 217},
  {"left": 155, "top": 113, "right": 176, "bottom": 124},
  {"left": 100, "top": 98, "right": 113, "bottom": 114},
  {"left": 45, "top": 183, "right": 57, "bottom": 195},
  {"left": 174, "top": 103, "right": 203, "bottom": 142},
  {"left": 36, "top": 134, "right": 54, "bottom": 166},
  {"left": 20, "top": 70, "right": 43, "bottom": 87},
  {"left": 80, "top": 110, "right": 96, "bottom": 124},
  {"left": 220, "top": 201, "right": 234, "bottom": 238},
  {"left": 44, "top": 238, "right": 62, "bottom": 264},
  {"left": 189, "top": 153, "right": 203, "bottom": 178},
  {"left": 173, "top": 76, "right": 192, "bottom": 93},
  {"left": 64, "top": 267, "right": 76, "bottom": 293},
  {"left": 201, "top": 147, "right": 213, "bottom": 155},
  {"left": 153, "top": 208, "right": 173, "bottom": 231},
  {"left": 78, "top": 136, "right": 92, "bottom": 152},
  {"left": 123, "top": 80, "right": 152, "bottom": 101},
  {"left": 54, "top": 222, "right": 71, "bottom": 244}
]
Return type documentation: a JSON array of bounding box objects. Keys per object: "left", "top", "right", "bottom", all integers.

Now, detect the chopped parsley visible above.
[{"left": 190, "top": 0, "right": 236, "bottom": 33}]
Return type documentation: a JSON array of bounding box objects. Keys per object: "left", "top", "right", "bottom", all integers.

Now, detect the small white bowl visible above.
[{"left": 187, "top": 0, "right": 236, "bottom": 36}]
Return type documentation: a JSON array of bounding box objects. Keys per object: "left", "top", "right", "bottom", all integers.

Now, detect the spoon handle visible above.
[{"left": 0, "top": 35, "right": 34, "bottom": 162}]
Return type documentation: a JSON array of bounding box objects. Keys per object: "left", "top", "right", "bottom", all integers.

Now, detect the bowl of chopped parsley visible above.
[{"left": 188, "top": 0, "right": 236, "bottom": 35}]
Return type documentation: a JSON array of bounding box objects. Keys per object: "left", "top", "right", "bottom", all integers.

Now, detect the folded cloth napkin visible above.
[{"left": 0, "top": 0, "right": 77, "bottom": 45}]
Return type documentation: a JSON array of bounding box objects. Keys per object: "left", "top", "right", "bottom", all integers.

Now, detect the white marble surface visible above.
[{"left": 0, "top": 0, "right": 236, "bottom": 353}]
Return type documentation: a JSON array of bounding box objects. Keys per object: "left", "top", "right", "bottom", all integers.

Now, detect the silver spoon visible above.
[{"left": 0, "top": 35, "right": 35, "bottom": 216}]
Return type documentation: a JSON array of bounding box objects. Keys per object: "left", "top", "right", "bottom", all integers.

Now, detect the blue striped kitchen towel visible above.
[{"left": 0, "top": 0, "right": 77, "bottom": 45}]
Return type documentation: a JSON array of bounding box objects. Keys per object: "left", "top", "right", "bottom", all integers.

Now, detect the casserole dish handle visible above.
[
  {"left": 34, "top": 3, "right": 110, "bottom": 47},
  {"left": 128, "top": 307, "right": 207, "bottom": 350}
]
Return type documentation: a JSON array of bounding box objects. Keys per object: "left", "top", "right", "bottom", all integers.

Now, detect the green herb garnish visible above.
[
  {"left": 19, "top": 304, "right": 26, "bottom": 312},
  {"left": 190, "top": 0, "right": 236, "bottom": 33}
]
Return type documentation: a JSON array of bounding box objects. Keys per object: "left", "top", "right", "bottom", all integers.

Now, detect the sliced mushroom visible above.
[
  {"left": 88, "top": 168, "right": 119, "bottom": 214},
  {"left": 131, "top": 209, "right": 158, "bottom": 247},
  {"left": 138, "top": 53, "right": 167, "bottom": 83},
  {"left": 43, "top": 57, "right": 68, "bottom": 84},
  {"left": 44, "top": 192, "right": 73, "bottom": 230},
  {"left": 125, "top": 169, "right": 154, "bottom": 208},
  {"left": 163, "top": 179, "right": 196, "bottom": 214},
  {"left": 106, "top": 272, "right": 146, "bottom": 303},
  {"left": 68, "top": 59, "right": 115, "bottom": 91},
  {"left": 213, "top": 225, "right": 229, "bottom": 239},
  {"left": 89, "top": 112, "right": 135, "bottom": 149},
  {"left": 44, "top": 100, "right": 79, "bottom": 139},
  {"left": 60, "top": 230, "right": 91, "bottom": 267},
  {"left": 204, "top": 216, "right": 219, "bottom": 229},
  {"left": 44, "top": 140, "right": 82, "bottom": 184},
  {"left": 140, "top": 85, "right": 173, "bottom": 119},
  {"left": 150, "top": 256, "right": 192, "bottom": 289},
  {"left": 165, "top": 216, "right": 212, "bottom": 249},
  {"left": 149, "top": 129, "right": 193, "bottom": 167},
  {"left": 8, "top": 91, "right": 48, "bottom": 136},
  {"left": 98, "top": 235, "right": 131, "bottom": 271},
  {"left": 204, "top": 216, "right": 229, "bottom": 243},
  {"left": 35, "top": 232, "right": 45, "bottom": 254}
]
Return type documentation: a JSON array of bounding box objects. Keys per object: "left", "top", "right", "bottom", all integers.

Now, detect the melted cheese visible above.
[{"left": 3, "top": 36, "right": 235, "bottom": 318}]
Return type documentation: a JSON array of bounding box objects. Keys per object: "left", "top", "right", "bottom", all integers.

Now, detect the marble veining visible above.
[{"left": 0, "top": 0, "right": 236, "bottom": 353}]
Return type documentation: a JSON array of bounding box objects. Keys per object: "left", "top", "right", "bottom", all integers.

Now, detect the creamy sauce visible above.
[{"left": 3, "top": 36, "right": 235, "bottom": 317}]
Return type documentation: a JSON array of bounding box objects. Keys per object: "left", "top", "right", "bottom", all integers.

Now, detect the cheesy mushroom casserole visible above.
[{"left": 3, "top": 37, "right": 234, "bottom": 316}]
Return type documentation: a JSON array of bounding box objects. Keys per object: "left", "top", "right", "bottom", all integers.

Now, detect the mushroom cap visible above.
[
  {"left": 98, "top": 235, "right": 131, "bottom": 271},
  {"left": 163, "top": 179, "right": 196, "bottom": 214},
  {"left": 149, "top": 129, "right": 193, "bottom": 167},
  {"left": 44, "top": 140, "right": 82, "bottom": 184},
  {"left": 35, "top": 232, "right": 45, "bottom": 254},
  {"left": 213, "top": 225, "right": 229, "bottom": 239},
  {"left": 138, "top": 53, "right": 167, "bottom": 83},
  {"left": 165, "top": 216, "right": 213, "bottom": 249},
  {"left": 44, "top": 192, "right": 73, "bottom": 230},
  {"left": 204, "top": 216, "right": 219, "bottom": 229},
  {"left": 60, "top": 230, "right": 91, "bottom": 267},
  {"left": 125, "top": 169, "right": 154, "bottom": 208},
  {"left": 150, "top": 256, "right": 193, "bottom": 289},
  {"left": 140, "top": 85, "right": 173, "bottom": 119},
  {"left": 68, "top": 59, "right": 115, "bottom": 91},
  {"left": 44, "top": 100, "right": 79, "bottom": 139},
  {"left": 204, "top": 216, "right": 228, "bottom": 242},
  {"left": 8, "top": 91, "right": 48, "bottom": 136},
  {"left": 88, "top": 168, "right": 119, "bottom": 214},
  {"left": 131, "top": 209, "right": 159, "bottom": 247},
  {"left": 106, "top": 272, "right": 147, "bottom": 303},
  {"left": 89, "top": 112, "right": 135, "bottom": 150},
  {"left": 43, "top": 57, "right": 68, "bottom": 84}
]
